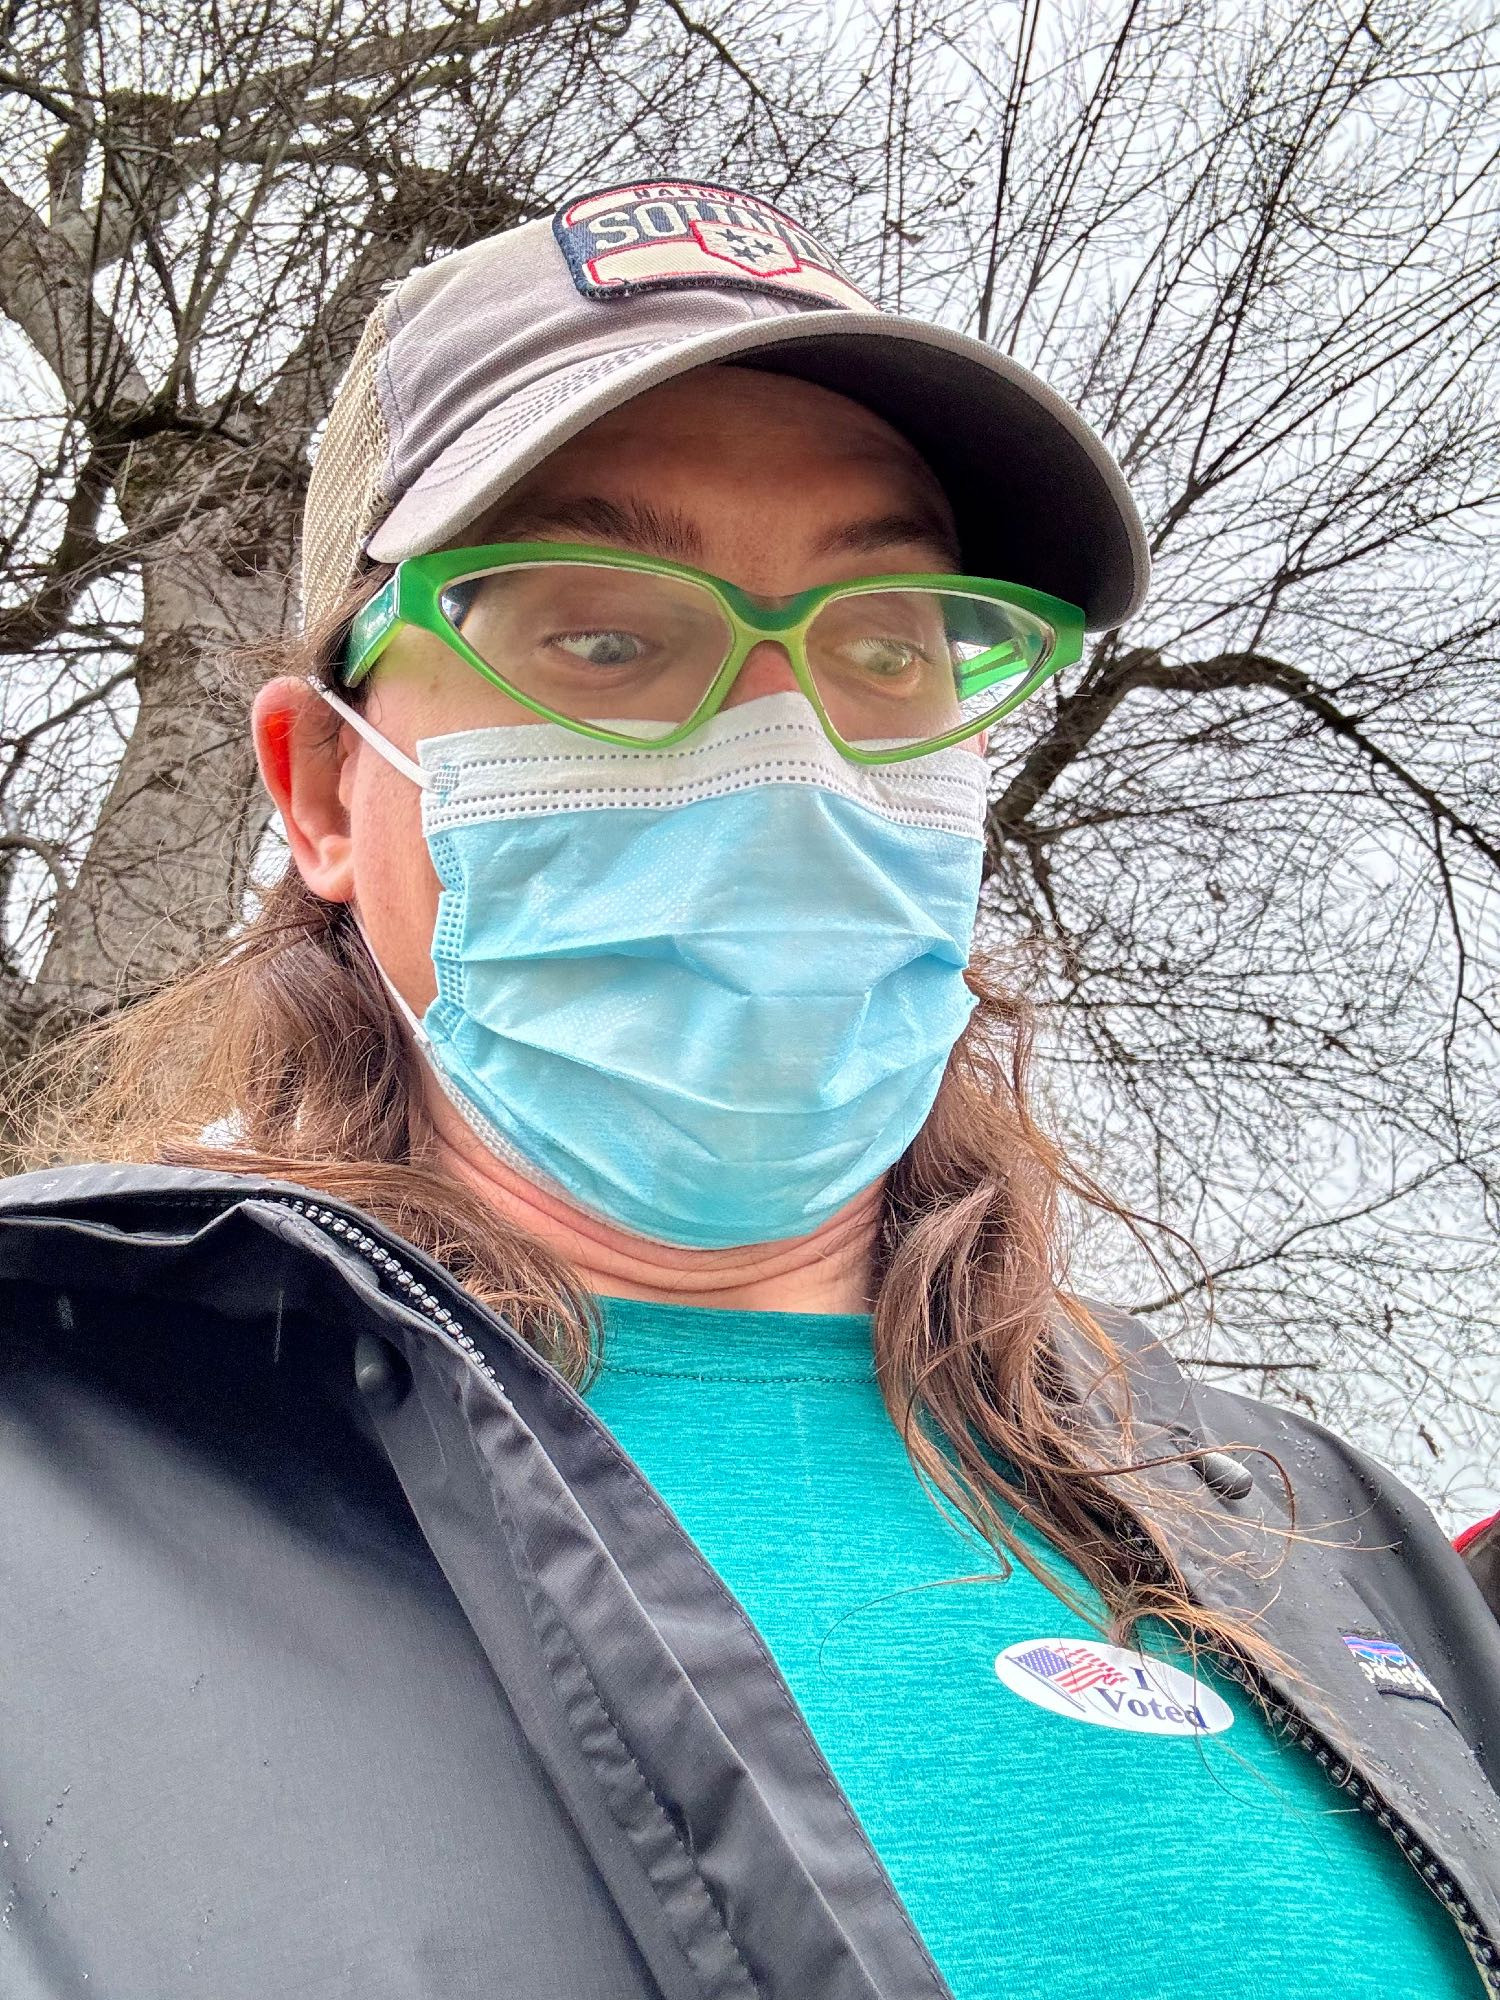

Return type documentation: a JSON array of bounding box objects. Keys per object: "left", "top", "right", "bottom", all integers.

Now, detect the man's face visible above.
[{"left": 307, "top": 364, "right": 962, "bottom": 1016}]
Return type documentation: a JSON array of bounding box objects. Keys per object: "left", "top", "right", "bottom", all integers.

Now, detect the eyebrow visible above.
[
  {"left": 478, "top": 495, "right": 704, "bottom": 561},
  {"left": 477, "top": 495, "right": 961, "bottom": 571},
  {"left": 808, "top": 509, "right": 961, "bottom": 568}
]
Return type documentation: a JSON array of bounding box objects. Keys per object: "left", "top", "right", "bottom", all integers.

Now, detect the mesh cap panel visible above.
[{"left": 301, "top": 305, "right": 394, "bottom": 630}]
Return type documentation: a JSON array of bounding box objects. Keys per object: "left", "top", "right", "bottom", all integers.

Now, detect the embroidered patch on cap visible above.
[
  {"left": 553, "top": 180, "right": 873, "bottom": 310},
  {"left": 994, "top": 1639, "right": 1235, "bottom": 1735},
  {"left": 1343, "top": 1632, "right": 1450, "bottom": 1713}
]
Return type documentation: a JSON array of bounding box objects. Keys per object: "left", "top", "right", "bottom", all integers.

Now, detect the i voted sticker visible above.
[{"left": 995, "top": 1639, "right": 1234, "bottom": 1735}]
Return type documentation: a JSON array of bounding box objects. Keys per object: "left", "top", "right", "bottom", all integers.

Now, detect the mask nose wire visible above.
[{"left": 312, "top": 680, "right": 432, "bottom": 790}]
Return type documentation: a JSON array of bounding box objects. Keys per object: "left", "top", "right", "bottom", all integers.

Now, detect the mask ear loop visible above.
[
  {"left": 304, "top": 682, "right": 435, "bottom": 1037},
  {"left": 353, "top": 919, "right": 434, "bottom": 1050},
  {"left": 312, "top": 680, "right": 431, "bottom": 790}
]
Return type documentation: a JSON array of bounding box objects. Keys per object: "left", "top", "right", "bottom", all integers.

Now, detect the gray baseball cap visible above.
[{"left": 302, "top": 179, "right": 1150, "bottom": 632}]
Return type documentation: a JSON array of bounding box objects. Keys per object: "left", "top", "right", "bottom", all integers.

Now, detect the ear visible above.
[{"left": 252, "top": 677, "right": 356, "bottom": 904}]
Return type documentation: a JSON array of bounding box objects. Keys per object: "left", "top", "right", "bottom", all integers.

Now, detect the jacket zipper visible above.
[
  {"left": 1208, "top": 1650, "right": 1500, "bottom": 1992},
  {"left": 277, "top": 1196, "right": 507, "bottom": 1394},
  {"left": 276, "top": 1193, "right": 1500, "bottom": 1994}
]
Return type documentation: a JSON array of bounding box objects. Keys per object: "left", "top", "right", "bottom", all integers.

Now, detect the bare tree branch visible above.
[
  {"left": 0, "top": 175, "right": 150, "bottom": 411},
  {"left": 988, "top": 648, "right": 1500, "bottom": 874}
]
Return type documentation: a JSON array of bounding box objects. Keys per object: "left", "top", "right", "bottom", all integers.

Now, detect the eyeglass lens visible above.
[{"left": 438, "top": 562, "right": 1054, "bottom": 749}]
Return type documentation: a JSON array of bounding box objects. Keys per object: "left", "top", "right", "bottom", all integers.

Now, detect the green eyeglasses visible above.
[{"left": 341, "top": 542, "right": 1084, "bottom": 765}]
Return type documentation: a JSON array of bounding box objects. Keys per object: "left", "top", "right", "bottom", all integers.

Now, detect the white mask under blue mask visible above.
[{"left": 321, "top": 688, "right": 986, "bottom": 1249}]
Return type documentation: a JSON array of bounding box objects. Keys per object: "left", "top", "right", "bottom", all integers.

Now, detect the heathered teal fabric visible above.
[{"left": 586, "top": 1295, "right": 1480, "bottom": 2000}]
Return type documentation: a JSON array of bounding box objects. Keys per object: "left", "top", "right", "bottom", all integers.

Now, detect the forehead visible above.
[
  {"left": 483, "top": 366, "right": 957, "bottom": 537},
  {"left": 567, "top": 365, "right": 929, "bottom": 456}
]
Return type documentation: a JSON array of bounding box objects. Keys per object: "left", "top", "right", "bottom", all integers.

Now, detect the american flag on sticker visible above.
[{"left": 1011, "top": 1641, "right": 1128, "bottom": 1709}]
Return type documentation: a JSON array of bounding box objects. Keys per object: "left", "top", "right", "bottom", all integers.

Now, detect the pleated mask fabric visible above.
[{"left": 336, "top": 690, "right": 988, "bottom": 1248}]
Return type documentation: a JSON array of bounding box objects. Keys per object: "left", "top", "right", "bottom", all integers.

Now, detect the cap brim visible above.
[{"left": 366, "top": 311, "right": 1149, "bottom": 630}]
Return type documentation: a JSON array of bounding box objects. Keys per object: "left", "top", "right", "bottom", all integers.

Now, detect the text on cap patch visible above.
[{"left": 553, "top": 180, "right": 873, "bottom": 311}]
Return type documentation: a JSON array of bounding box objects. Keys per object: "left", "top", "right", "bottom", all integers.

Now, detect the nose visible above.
[{"left": 724, "top": 640, "right": 801, "bottom": 707}]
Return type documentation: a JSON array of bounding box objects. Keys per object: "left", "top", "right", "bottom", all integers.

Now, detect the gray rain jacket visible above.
[{"left": 3, "top": 1163, "right": 1499, "bottom": 1998}]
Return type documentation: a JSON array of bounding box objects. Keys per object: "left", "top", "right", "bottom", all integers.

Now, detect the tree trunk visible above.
[{"left": 31, "top": 541, "right": 291, "bottom": 1026}]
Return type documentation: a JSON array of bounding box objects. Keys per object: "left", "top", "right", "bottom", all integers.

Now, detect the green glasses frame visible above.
[{"left": 340, "top": 541, "right": 1085, "bottom": 765}]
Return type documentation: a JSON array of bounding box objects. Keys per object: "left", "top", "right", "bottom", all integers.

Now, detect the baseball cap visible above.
[{"left": 301, "top": 179, "right": 1150, "bottom": 632}]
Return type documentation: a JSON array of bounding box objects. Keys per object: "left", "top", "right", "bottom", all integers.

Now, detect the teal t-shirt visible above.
[{"left": 585, "top": 1296, "right": 1480, "bottom": 2000}]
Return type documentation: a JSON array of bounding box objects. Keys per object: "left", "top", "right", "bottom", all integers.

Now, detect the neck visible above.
[{"left": 426, "top": 1088, "right": 883, "bottom": 1314}]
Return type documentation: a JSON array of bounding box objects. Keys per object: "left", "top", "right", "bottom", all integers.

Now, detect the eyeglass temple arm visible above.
[
  {"left": 954, "top": 645, "right": 1038, "bottom": 700},
  {"left": 341, "top": 577, "right": 401, "bottom": 687}
]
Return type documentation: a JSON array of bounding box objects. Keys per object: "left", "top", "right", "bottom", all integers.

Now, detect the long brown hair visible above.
[{"left": 11, "top": 580, "right": 1287, "bottom": 1667}]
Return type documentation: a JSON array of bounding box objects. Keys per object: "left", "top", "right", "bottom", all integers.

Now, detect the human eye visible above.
[
  {"left": 814, "top": 587, "right": 950, "bottom": 688},
  {"left": 548, "top": 627, "right": 651, "bottom": 668},
  {"left": 838, "top": 634, "right": 936, "bottom": 679}
]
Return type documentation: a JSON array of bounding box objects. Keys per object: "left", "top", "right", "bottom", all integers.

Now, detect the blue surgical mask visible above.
[{"left": 321, "top": 689, "right": 986, "bottom": 1249}]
